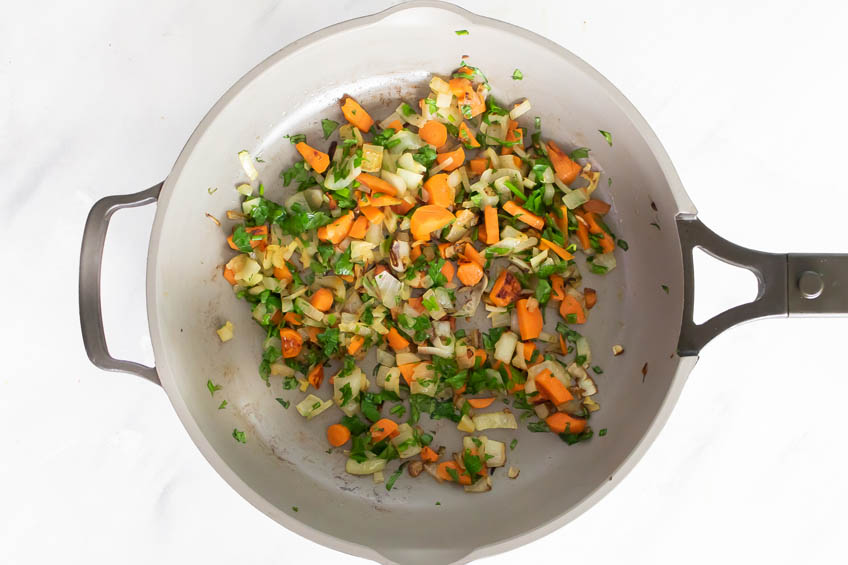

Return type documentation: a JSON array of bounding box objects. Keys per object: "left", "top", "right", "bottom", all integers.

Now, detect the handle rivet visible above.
[{"left": 798, "top": 271, "right": 824, "bottom": 299}]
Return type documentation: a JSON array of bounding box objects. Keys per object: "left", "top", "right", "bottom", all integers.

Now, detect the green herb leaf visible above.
[
  {"left": 446, "top": 466, "right": 460, "bottom": 482},
  {"left": 321, "top": 119, "right": 339, "bottom": 139},
  {"left": 317, "top": 327, "right": 340, "bottom": 357},
  {"left": 286, "top": 133, "right": 306, "bottom": 144},
  {"left": 617, "top": 238, "right": 629, "bottom": 251},
  {"left": 413, "top": 146, "right": 437, "bottom": 168},
  {"left": 230, "top": 225, "right": 254, "bottom": 253},
  {"left": 510, "top": 438, "right": 518, "bottom": 450},
  {"left": 511, "top": 68, "right": 523, "bottom": 80},
  {"left": 599, "top": 428, "right": 608, "bottom": 437},
  {"left": 339, "top": 383, "right": 354, "bottom": 406},
  {"left": 661, "top": 284, "right": 669, "bottom": 294},
  {"left": 462, "top": 449, "right": 484, "bottom": 476},
  {"left": 232, "top": 428, "right": 247, "bottom": 443},
  {"left": 275, "top": 397, "right": 290, "bottom": 409},
  {"left": 592, "top": 366, "right": 604, "bottom": 374},
  {"left": 334, "top": 247, "right": 354, "bottom": 276},
  {"left": 599, "top": 130, "right": 613, "bottom": 146},
  {"left": 534, "top": 279, "right": 552, "bottom": 304},
  {"left": 455, "top": 29, "right": 469, "bottom": 36},
  {"left": 386, "top": 462, "right": 407, "bottom": 491},
  {"left": 207, "top": 380, "right": 222, "bottom": 396},
  {"left": 527, "top": 421, "right": 549, "bottom": 433},
  {"left": 218, "top": 400, "right": 228, "bottom": 410},
  {"left": 569, "top": 147, "right": 590, "bottom": 160}
]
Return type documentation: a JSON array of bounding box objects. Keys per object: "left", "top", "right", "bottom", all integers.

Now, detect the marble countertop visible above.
[{"left": 2, "top": 1, "right": 847, "bottom": 563}]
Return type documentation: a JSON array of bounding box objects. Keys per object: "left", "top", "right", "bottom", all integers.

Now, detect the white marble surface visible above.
[{"left": 2, "top": 1, "right": 848, "bottom": 563}]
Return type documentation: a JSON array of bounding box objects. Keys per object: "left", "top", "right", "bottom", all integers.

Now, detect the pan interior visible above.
[{"left": 150, "top": 6, "right": 687, "bottom": 562}]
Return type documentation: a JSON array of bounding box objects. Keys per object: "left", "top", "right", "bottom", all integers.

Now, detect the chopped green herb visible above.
[
  {"left": 275, "top": 397, "right": 290, "bottom": 409},
  {"left": 317, "top": 327, "right": 340, "bottom": 357},
  {"left": 650, "top": 222, "right": 661, "bottom": 231},
  {"left": 599, "top": 428, "right": 608, "bottom": 437},
  {"left": 455, "top": 29, "right": 469, "bottom": 36},
  {"left": 207, "top": 380, "right": 222, "bottom": 396},
  {"left": 527, "top": 421, "right": 549, "bottom": 433},
  {"left": 661, "top": 284, "right": 669, "bottom": 294},
  {"left": 617, "top": 238, "right": 629, "bottom": 251},
  {"left": 510, "top": 438, "right": 518, "bottom": 450},
  {"left": 207, "top": 187, "right": 218, "bottom": 195},
  {"left": 390, "top": 404, "right": 406, "bottom": 418},
  {"left": 339, "top": 383, "right": 353, "bottom": 406},
  {"left": 321, "top": 118, "right": 339, "bottom": 139},
  {"left": 534, "top": 279, "right": 552, "bottom": 305},
  {"left": 283, "top": 376, "right": 298, "bottom": 390},
  {"left": 232, "top": 428, "right": 246, "bottom": 443},
  {"left": 386, "top": 462, "right": 407, "bottom": 491},
  {"left": 599, "top": 130, "right": 613, "bottom": 146},
  {"left": 341, "top": 415, "right": 369, "bottom": 436},
  {"left": 446, "top": 466, "right": 460, "bottom": 482},
  {"left": 569, "top": 147, "right": 590, "bottom": 160},
  {"left": 592, "top": 366, "right": 604, "bottom": 374},
  {"left": 292, "top": 506, "right": 298, "bottom": 512},
  {"left": 285, "top": 133, "right": 306, "bottom": 144},
  {"left": 511, "top": 68, "right": 523, "bottom": 80},
  {"left": 218, "top": 400, "right": 227, "bottom": 410}
]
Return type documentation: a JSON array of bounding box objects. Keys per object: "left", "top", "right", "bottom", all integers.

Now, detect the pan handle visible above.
[
  {"left": 79, "top": 183, "right": 163, "bottom": 385},
  {"left": 676, "top": 215, "right": 848, "bottom": 355}
]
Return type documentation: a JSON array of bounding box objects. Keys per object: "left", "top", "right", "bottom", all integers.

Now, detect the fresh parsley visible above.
[
  {"left": 599, "top": 130, "right": 613, "bottom": 146},
  {"left": 275, "top": 397, "right": 290, "bottom": 409},
  {"left": 569, "top": 147, "right": 590, "bottom": 160},
  {"left": 232, "top": 428, "right": 247, "bottom": 443},
  {"left": 317, "top": 327, "right": 340, "bottom": 356},
  {"left": 511, "top": 68, "right": 523, "bottom": 80},
  {"left": 321, "top": 118, "right": 339, "bottom": 139},
  {"left": 207, "top": 380, "right": 222, "bottom": 396},
  {"left": 455, "top": 29, "right": 469, "bottom": 35}
]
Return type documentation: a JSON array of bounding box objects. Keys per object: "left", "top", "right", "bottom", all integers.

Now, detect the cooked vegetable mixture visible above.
[{"left": 220, "top": 65, "right": 621, "bottom": 493}]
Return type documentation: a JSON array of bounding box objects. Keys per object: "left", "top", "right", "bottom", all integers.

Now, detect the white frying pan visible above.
[{"left": 78, "top": 2, "right": 848, "bottom": 563}]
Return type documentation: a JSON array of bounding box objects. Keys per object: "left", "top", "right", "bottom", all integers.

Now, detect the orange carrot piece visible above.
[
  {"left": 582, "top": 199, "right": 611, "bottom": 215},
  {"left": 584, "top": 211, "right": 615, "bottom": 253},
  {"left": 347, "top": 335, "right": 365, "bottom": 355},
  {"left": 295, "top": 142, "right": 330, "bottom": 174},
  {"left": 370, "top": 418, "right": 399, "bottom": 443},
  {"left": 457, "top": 261, "right": 484, "bottom": 286},
  {"left": 584, "top": 288, "right": 597, "bottom": 310},
  {"left": 550, "top": 275, "right": 566, "bottom": 301},
  {"left": 420, "top": 446, "right": 439, "bottom": 463},
  {"left": 523, "top": 342, "right": 536, "bottom": 362},
  {"left": 386, "top": 119, "right": 403, "bottom": 132},
  {"left": 535, "top": 369, "right": 573, "bottom": 405},
  {"left": 398, "top": 362, "right": 419, "bottom": 385},
  {"left": 574, "top": 211, "right": 591, "bottom": 250},
  {"left": 340, "top": 96, "right": 374, "bottom": 132},
  {"left": 360, "top": 193, "right": 401, "bottom": 207},
  {"left": 474, "top": 348, "right": 487, "bottom": 366},
  {"left": 279, "top": 328, "right": 303, "bottom": 358},
  {"left": 469, "top": 158, "right": 488, "bottom": 176},
  {"left": 407, "top": 296, "right": 426, "bottom": 314},
  {"left": 386, "top": 327, "right": 410, "bottom": 351},
  {"left": 356, "top": 172, "right": 398, "bottom": 197},
  {"left": 419, "top": 120, "right": 448, "bottom": 147},
  {"left": 359, "top": 205, "right": 385, "bottom": 224},
  {"left": 424, "top": 173, "right": 454, "bottom": 207},
  {"left": 436, "top": 146, "right": 465, "bottom": 172},
  {"left": 489, "top": 269, "right": 522, "bottom": 307},
  {"left": 283, "top": 312, "right": 302, "bottom": 326},
  {"left": 559, "top": 333, "right": 568, "bottom": 355},
  {"left": 269, "top": 310, "right": 283, "bottom": 326},
  {"left": 223, "top": 267, "right": 237, "bottom": 285},
  {"left": 462, "top": 243, "right": 485, "bottom": 267},
  {"left": 467, "top": 397, "right": 495, "bottom": 409},
  {"left": 559, "top": 295, "right": 586, "bottom": 324},
  {"left": 501, "top": 120, "right": 522, "bottom": 155},
  {"left": 409, "top": 205, "right": 455, "bottom": 241},
  {"left": 437, "top": 461, "right": 472, "bottom": 485},
  {"left": 458, "top": 121, "right": 480, "bottom": 148},
  {"left": 546, "top": 140, "right": 583, "bottom": 184},
  {"left": 326, "top": 424, "right": 351, "bottom": 447},
  {"left": 306, "top": 326, "right": 321, "bottom": 344},
  {"left": 317, "top": 211, "right": 354, "bottom": 244},
  {"left": 503, "top": 201, "right": 544, "bottom": 230},
  {"left": 539, "top": 238, "right": 574, "bottom": 261},
  {"left": 516, "top": 298, "right": 543, "bottom": 340},
  {"left": 310, "top": 288, "right": 334, "bottom": 312},
  {"left": 483, "top": 206, "right": 499, "bottom": 244},
  {"left": 545, "top": 412, "right": 587, "bottom": 435},
  {"left": 391, "top": 198, "right": 415, "bottom": 215},
  {"left": 274, "top": 263, "right": 293, "bottom": 282},
  {"left": 440, "top": 260, "right": 455, "bottom": 283},
  {"left": 437, "top": 242, "right": 451, "bottom": 258},
  {"left": 348, "top": 215, "right": 369, "bottom": 239},
  {"left": 307, "top": 363, "right": 325, "bottom": 389}
]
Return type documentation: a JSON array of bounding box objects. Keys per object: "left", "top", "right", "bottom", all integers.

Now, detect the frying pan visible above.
[{"left": 78, "top": 2, "right": 848, "bottom": 563}]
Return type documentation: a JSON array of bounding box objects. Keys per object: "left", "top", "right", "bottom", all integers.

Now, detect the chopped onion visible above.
[
  {"left": 464, "top": 476, "right": 493, "bottom": 493},
  {"left": 576, "top": 336, "right": 591, "bottom": 365},
  {"left": 296, "top": 394, "right": 333, "bottom": 420},
  {"left": 398, "top": 152, "right": 426, "bottom": 174},
  {"left": 489, "top": 310, "right": 511, "bottom": 328},
  {"left": 388, "top": 130, "right": 423, "bottom": 155},
  {"left": 295, "top": 297, "right": 324, "bottom": 322},
  {"left": 238, "top": 150, "right": 258, "bottom": 181},
  {"left": 375, "top": 270, "right": 402, "bottom": 308},
  {"left": 483, "top": 438, "right": 506, "bottom": 467},
  {"left": 350, "top": 240, "right": 376, "bottom": 263},
  {"left": 454, "top": 274, "right": 487, "bottom": 318},
  {"left": 410, "top": 363, "right": 438, "bottom": 395},
  {"left": 494, "top": 331, "right": 519, "bottom": 364},
  {"left": 509, "top": 99, "right": 531, "bottom": 120},
  {"left": 380, "top": 170, "right": 407, "bottom": 196},
  {"left": 563, "top": 187, "right": 589, "bottom": 209},
  {"left": 472, "top": 411, "right": 518, "bottom": 431},
  {"left": 396, "top": 167, "right": 423, "bottom": 191},
  {"left": 593, "top": 252, "right": 617, "bottom": 272},
  {"left": 396, "top": 351, "right": 421, "bottom": 365},
  {"left": 345, "top": 456, "right": 387, "bottom": 476},
  {"left": 379, "top": 112, "right": 402, "bottom": 129}
]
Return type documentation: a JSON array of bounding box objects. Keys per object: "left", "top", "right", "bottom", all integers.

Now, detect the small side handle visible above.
[{"left": 79, "top": 183, "right": 163, "bottom": 384}]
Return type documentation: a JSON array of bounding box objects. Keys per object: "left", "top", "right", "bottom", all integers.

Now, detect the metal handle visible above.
[
  {"left": 79, "top": 183, "right": 163, "bottom": 384},
  {"left": 676, "top": 215, "right": 848, "bottom": 356}
]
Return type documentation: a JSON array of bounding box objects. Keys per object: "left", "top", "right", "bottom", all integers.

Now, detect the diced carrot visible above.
[
  {"left": 295, "top": 142, "right": 330, "bottom": 174},
  {"left": 310, "top": 288, "right": 334, "bottom": 312},
  {"left": 550, "top": 275, "right": 566, "bottom": 301},
  {"left": 503, "top": 201, "right": 544, "bottom": 230},
  {"left": 539, "top": 238, "right": 574, "bottom": 261},
  {"left": 535, "top": 369, "right": 573, "bottom": 405},
  {"left": 223, "top": 267, "right": 237, "bottom": 285},
  {"left": 474, "top": 348, "right": 487, "bottom": 366},
  {"left": 327, "top": 194, "right": 337, "bottom": 210},
  {"left": 574, "top": 211, "right": 591, "bottom": 250},
  {"left": 419, "top": 120, "right": 448, "bottom": 147},
  {"left": 360, "top": 205, "right": 385, "bottom": 224},
  {"left": 274, "top": 263, "right": 293, "bottom": 282},
  {"left": 399, "top": 362, "right": 419, "bottom": 385},
  {"left": 467, "top": 397, "right": 495, "bottom": 409},
  {"left": 407, "top": 297, "right": 425, "bottom": 314},
  {"left": 559, "top": 334, "right": 568, "bottom": 355},
  {"left": 582, "top": 199, "right": 611, "bottom": 215},
  {"left": 436, "top": 146, "right": 465, "bottom": 172},
  {"left": 326, "top": 424, "right": 351, "bottom": 447},
  {"left": 440, "top": 260, "right": 455, "bottom": 283},
  {"left": 489, "top": 269, "right": 522, "bottom": 307},
  {"left": 437, "top": 242, "right": 451, "bottom": 258},
  {"left": 306, "top": 326, "right": 321, "bottom": 344},
  {"left": 424, "top": 173, "right": 454, "bottom": 207},
  {"left": 347, "top": 335, "right": 365, "bottom": 355},
  {"left": 356, "top": 172, "right": 398, "bottom": 197},
  {"left": 339, "top": 274, "right": 354, "bottom": 283},
  {"left": 340, "top": 96, "right": 374, "bottom": 132},
  {"left": 370, "top": 418, "right": 399, "bottom": 443},
  {"left": 501, "top": 120, "right": 522, "bottom": 155},
  {"left": 420, "top": 446, "right": 439, "bottom": 463},
  {"left": 360, "top": 193, "right": 401, "bottom": 207},
  {"left": 270, "top": 310, "right": 283, "bottom": 326},
  {"left": 409, "top": 205, "right": 455, "bottom": 241},
  {"left": 545, "top": 412, "right": 587, "bottom": 435},
  {"left": 279, "top": 328, "right": 303, "bottom": 358},
  {"left": 462, "top": 243, "right": 485, "bottom": 267},
  {"left": 584, "top": 288, "right": 597, "bottom": 310},
  {"left": 516, "top": 298, "right": 543, "bottom": 340},
  {"left": 386, "top": 119, "right": 403, "bottom": 132},
  {"left": 391, "top": 198, "right": 416, "bottom": 215},
  {"left": 317, "top": 211, "right": 354, "bottom": 244},
  {"left": 559, "top": 295, "right": 586, "bottom": 324},
  {"left": 476, "top": 223, "right": 488, "bottom": 244},
  {"left": 437, "top": 461, "right": 472, "bottom": 485},
  {"left": 283, "top": 312, "right": 302, "bottom": 326},
  {"left": 457, "top": 261, "right": 484, "bottom": 286},
  {"left": 584, "top": 211, "right": 615, "bottom": 253},
  {"left": 546, "top": 140, "right": 583, "bottom": 184},
  {"left": 386, "top": 327, "right": 410, "bottom": 351},
  {"left": 307, "top": 363, "right": 325, "bottom": 389},
  {"left": 483, "top": 206, "right": 499, "bottom": 244},
  {"left": 469, "top": 158, "right": 488, "bottom": 176},
  {"left": 348, "top": 215, "right": 369, "bottom": 239},
  {"left": 523, "top": 342, "right": 536, "bottom": 362},
  {"left": 410, "top": 244, "right": 423, "bottom": 261},
  {"left": 458, "top": 121, "right": 480, "bottom": 148}
]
